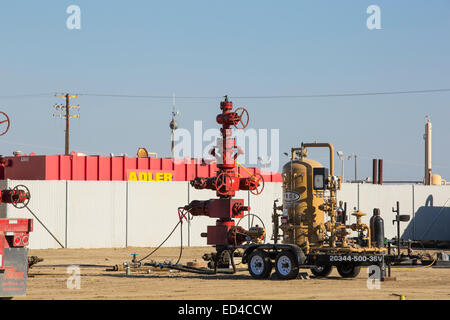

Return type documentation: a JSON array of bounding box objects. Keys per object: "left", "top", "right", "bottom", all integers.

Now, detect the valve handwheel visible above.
[
  {"left": 10, "top": 184, "right": 31, "bottom": 209},
  {"left": 233, "top": 107, "right": 249, "bottom": 130},
  {"left": 236, "top": 213, "right": 267, "bottom": 244},
  {"left": 249, "top": 173, "right": 264, "bottom": 195},
  {"left": 0, "top": 112, "right": 10, "bottom": 136},
  {"left": 214, "top": 172, "right": 235, "bottom": 195}
]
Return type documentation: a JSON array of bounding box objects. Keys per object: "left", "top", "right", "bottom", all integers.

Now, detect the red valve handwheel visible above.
[
  {"left": 249, "top": 173, "right": 264, "bottom": 195},
  {"left": 0, "top": 112, "right": 11, "bottom": 136},
  {"left": 10, "top": 184, "right": 31, "bottom": 209},
  {"left": 214, "top": 172, "right": 235, "bottom": 195},
  {"left": 233, "top": 107, "right": 249, "bottom": 129}
]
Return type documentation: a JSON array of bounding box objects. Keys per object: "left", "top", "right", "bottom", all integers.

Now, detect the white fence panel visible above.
[
  {"left": 409, "top": 185, "right": 450, "bottom": 241},
  {"left": 358, "top": 184, "right": 413, "bottom": 240},
  {"left": 4, "top": 180, "right": 66, "bottom": 249},
  {"left": 66, "top": 181, "right": 126, "bottom": 248},
  {"left": 127, "top": 181, "right": 188, "bottom": 247},
  {"left": 336, "top": 183, "right": 358, "bottom": 212}
]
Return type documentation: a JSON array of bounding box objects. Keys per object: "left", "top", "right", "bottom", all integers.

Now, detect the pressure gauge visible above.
[
  {"left": 313, "top": 167, "right": 329, "bottom": 190},
  {"left": 314, "top": 174, "right": 324, "bottom": 189}
]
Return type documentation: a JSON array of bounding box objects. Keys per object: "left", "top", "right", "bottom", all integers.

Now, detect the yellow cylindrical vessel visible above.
[
  {"left": 431, "top": 174, "right": 442, "bottom": 186},
  {"left": 281, "top": 158, "right": 326, "bottom": 247}
]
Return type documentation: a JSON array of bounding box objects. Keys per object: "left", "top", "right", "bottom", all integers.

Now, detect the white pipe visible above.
[{"left": 424, "top": 117, "right": 432, "bottom": 185}]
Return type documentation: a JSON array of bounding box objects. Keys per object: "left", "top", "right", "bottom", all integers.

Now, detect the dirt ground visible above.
[{"left": 14, "top": 246, "right": 450, "bottom": 300}]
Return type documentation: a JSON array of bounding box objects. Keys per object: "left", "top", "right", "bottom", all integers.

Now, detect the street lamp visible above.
[
  {"left": 337, "top": 151, "right": 358, "bottom": 183},
  {"left": 348, "top": 153, "right": 358, "bottom": 182},
  {"left": 337, "top": 151, "right": 346, "bottom": 182}
]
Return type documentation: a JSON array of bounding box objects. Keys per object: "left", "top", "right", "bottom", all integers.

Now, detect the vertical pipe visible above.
[
  {"left": 378, "top": 159, "right": 383, "bottom": 185},
  {"left": 372, "top": 159, "right": 378, "bottom": 184},
  {"left": 425, "top": 117, "right": 432, "bottom": 185},
  {"left": 395, "top": 201, "right": 400, "bottom": 257},
  {"left": 187, "top": 181, "right": 190, "bottom": 247}
]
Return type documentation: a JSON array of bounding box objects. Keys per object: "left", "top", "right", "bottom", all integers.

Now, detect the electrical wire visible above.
[
  {"left": 2, "top": 87, "right": 450, "bottom": 101},
  {"left": 74, "top": 87, "right": 450, "bottom": 100},
  {"left": 232, "top": 88, "right": 450, "bottom": 99},
  {"left": 0, "top": 93, "right": 53, "bottom": 99}
]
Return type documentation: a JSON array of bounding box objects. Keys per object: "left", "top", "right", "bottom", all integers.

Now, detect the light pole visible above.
[
  {"left": 337, "top": 151, "right": 345, "bottom": 181},
  {"left": 348, "top": 153, "right": 357, "bottom": 182}
]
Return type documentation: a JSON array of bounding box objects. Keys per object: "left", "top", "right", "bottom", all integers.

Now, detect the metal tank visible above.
[{"left": 280, "top": 152, "right": 326, "bottom": 248}]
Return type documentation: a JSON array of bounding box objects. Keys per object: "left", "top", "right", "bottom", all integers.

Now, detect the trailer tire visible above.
[
  {"left": 275, "top": 250, "right": 299, "bottom": 280},
  {"left": 310, "top": 265, "right": 333, "bottom": 277},
  {"left": 248, "top": 250, "right": 272, "bottom": 279},
  {"left": 337, "top": 263, "right": 361, "bottom": 278}
]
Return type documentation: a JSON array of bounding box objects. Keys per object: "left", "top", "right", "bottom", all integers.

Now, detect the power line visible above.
[
  {"left": 76, "top": 88, "right": 450, "bottom": 100},
  {"left": 233, "top": 88, "right": 450, "bottom": 99},
  {"left": 77, "top": 93, "right": 219, "bottom": 99},
  {"left": 2, "top": 87, "right": 450, "bottom": 100},
  {"left": 0, "top": 93, "right": 54, "bottom": 99}
]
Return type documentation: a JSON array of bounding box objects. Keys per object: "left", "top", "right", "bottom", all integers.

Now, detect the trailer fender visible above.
[
  {"left": 289, "top": 245, "right": 306, "bottom": 266},
  {"left": 242, "top": 244, "right": 306, "bottom": 266},
  {"left": 241, "top": 244, "right": 260, "bottom": 264}
]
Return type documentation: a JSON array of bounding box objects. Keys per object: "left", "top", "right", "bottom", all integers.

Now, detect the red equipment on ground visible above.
[
  {"left": 0, "top": 112, "right": 33, "bottom": 298},
  {"left": 183, "top": 96, "right": 265, "bottom": 256}
]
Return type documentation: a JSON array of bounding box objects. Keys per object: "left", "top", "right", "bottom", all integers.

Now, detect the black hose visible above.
[
  {"left": 138, "top": 208, "right": 189, "bottom": 263},
  {"left": 175, "top": 217, "right": 183, "bottom": 265},
  {"left": 33, "top": 264, "right": 113, "bottom": 268},
  {"left": 143, "top": 262, "right": 238, "bottom": 275},
  {"left": 137, "top": 220, "right": 181, "bottom": 262}
]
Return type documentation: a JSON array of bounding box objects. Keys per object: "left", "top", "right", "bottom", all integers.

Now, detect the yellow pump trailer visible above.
[{"left": 242, "top": 142, "right": 388, "bottom": 280}]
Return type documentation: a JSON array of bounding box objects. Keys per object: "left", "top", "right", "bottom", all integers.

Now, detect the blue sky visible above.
[{"left": 0, "top": 1, "right": 449, "bottom": 181}]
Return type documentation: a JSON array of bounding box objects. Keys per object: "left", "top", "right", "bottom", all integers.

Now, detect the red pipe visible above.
[
  {"left": 372, "top": 159, "right": 378, "bottom": 184},
  {"left": 378, "top": 159, "right": 383, "bottom": 185}
]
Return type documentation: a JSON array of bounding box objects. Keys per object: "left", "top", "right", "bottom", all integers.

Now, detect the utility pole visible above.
[{"left": 54, "top": 93, "right": 79, "bottom": 155}]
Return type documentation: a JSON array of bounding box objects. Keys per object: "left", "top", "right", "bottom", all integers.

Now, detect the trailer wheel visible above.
[
  {"left": 310, "top": 265, "right": 333, "bottom": 277},
  {"left": 275, "top": 251, "right": 299, "bottom": 280},
  {"left": 248, "top": 250, "right": 272, "bottom": 279},
  {"left": 337, "top": 263, "right": 361, "bottom": 278}
]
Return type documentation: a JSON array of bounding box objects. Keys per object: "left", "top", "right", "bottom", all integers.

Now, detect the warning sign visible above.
[{"left": 0, "top": 248, "right": 28, "bottom": 297}]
